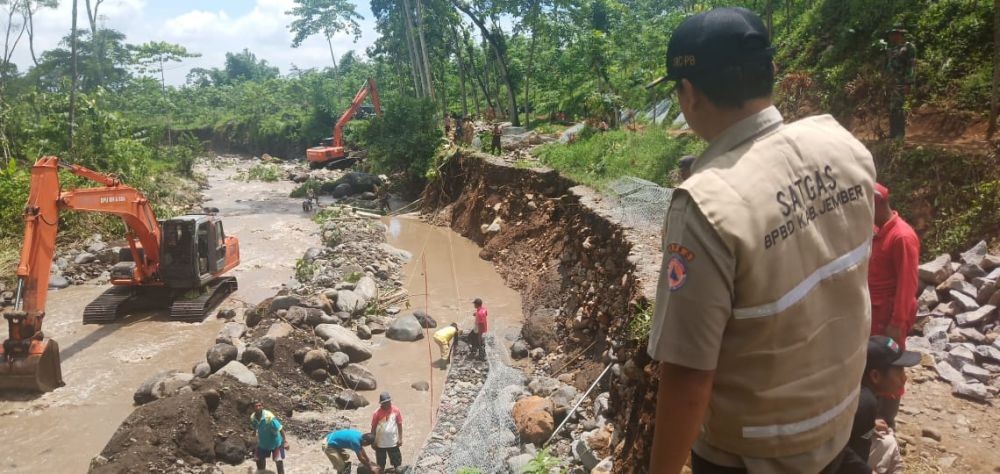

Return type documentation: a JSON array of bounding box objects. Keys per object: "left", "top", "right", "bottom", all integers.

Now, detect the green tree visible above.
[
  {"left": 286, "top": 0, "right": 363, "bottom": 72},
  {"left": 130, "top": 41, "right": 200, "bottom": 90}
]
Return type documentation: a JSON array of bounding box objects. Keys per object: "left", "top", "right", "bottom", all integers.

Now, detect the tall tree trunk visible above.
[
  {"left": 450, "top": 24, "right": 469, "bottom": 117},
  {"left": 325, "top": 34, "right": 340, "bottom": 74},
  {"left": 401, "top": 1, "right": 424, "bottom": 97},
  {"left": 524, "top": 4, "right": 539, "bottom": 128},
  {"left": 69, "top": 0, "right": 79, "bottom": 150},
  {"left": 989, "top": 0, "right": 1000, "bottom": 138},
  {"left": 462, "top": 28, "right": 489, "bottom": 112},
  {"left": 415, "top": 0, "right": 434, "bottom": 98},
  {"left": 26, "top": 1, "right": 38, "bottom": 66},
  {"left": 85, "top": 0, "right": 103, "bottom": 88},
  {"left": 449, "top": 0, "right": 520, "bottom": 125}
]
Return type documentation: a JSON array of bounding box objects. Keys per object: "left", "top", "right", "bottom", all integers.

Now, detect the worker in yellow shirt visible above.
[{"left": 432, "top": 323, "right": 459, "bottom": 364}]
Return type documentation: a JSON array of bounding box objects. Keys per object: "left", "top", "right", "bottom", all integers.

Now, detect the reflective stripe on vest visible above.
[
  {"left": 742, "top": 386, "right": 860, "bottom": 439},
  {"left": 733, "top": 240, "right": 871, "bottom": 320}
]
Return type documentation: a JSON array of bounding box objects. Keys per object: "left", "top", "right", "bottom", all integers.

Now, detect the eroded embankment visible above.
[{"left": 424, "top": 151, "right": 664, "bottom": 472}]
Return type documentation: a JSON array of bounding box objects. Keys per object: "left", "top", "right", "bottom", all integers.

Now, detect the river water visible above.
[{"left": 0, "top": 158, "right": 523, "bottom": 473}]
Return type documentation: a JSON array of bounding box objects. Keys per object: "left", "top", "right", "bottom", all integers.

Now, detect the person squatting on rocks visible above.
[
  {"left": 645, "top": 7, "right": 876, "bottom": 473},
  {"left": 323, "top": 428, "right": 379, "bottom": 474},
  {"left": 490, "top": 123, "right": 502, "bottom": 154},
  {"left": 433, "top": 322, "right": 460, "bottom": 364},
  {"left": 840, "top": 336, "right": 916, "bottom": 473},
  {"left": 867, "top": 182, "right": 920, "bottom": 429},
  {"left": 371, "top": 391, "right": 404, "bottom": 472},
  {"left": 885, "top": 24, "right": 916, "bottom": 140},
  {"left": 472, "top": 298, "right": 489, "bottom": 360},
  {"left": 250, "top": 401, "right": 289, "bottom": 474}
]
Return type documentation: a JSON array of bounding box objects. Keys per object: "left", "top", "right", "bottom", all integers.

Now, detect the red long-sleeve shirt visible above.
[{"left": 868, "top": 212, "right": 921, "bottom": 345}]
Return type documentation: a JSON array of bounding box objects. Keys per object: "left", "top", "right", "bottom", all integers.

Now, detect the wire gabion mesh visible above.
[{"left": 605, "top": 176, "right": 674, "bottom": 233}]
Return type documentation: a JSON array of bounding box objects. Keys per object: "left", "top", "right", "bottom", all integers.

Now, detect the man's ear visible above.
[{"left": 867, "top": 368, "right": 882, "bottom": 385}]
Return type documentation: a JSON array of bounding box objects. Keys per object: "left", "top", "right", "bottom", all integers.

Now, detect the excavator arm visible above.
[
  {"left": 1, "top": 156, "right": 164, "bottom": 392},
  {"left": 307, "top": 77, "right": 381, "bottom": 166}
]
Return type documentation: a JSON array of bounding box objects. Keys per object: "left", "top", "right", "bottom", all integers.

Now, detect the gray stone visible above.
[
  {"left": 984, "top": 255, "right": 1000, "bottom": 272},
  {"left": 192, "top": 361, "right": 211, "bottom": 378},
  {"left": 332, "top": 183, "right": 352, "bottom": 198},
  {"left": 309, "top": 369, "right": 329, "bottom": 382},
  {"left": 48, "top": 275, "right": 70, "bottom": 289},
  {"left": 303, "top": 307, "right": 331, "bottom": 327},
  {"left": 943, "top": 279, "right": 979, "bottom": 299},
  {"left": 206, "top": 343, "right": 238, "bottom": 372},
  {"left": 510, "top": 341, "right": 529, "bottom": 360},
  {"left": 411, "top": 381, "right": 430, "bottom": 391},
  {"left": 947, "top": 346, "right": 976, "bottom": 369},
  {"left": 957, "top": 305, "right": 997, "bottom": 327},
  {"left": 952, "top": 382, "right": 989, "bottom": 402},
  {"left": 917, "top": 286, "right": 939, "bottom": 310},
  {"left": 950, "top": 290, "right": 980, "bottom": 312},
  {"left": 316, "top": 324, "right": 372, "bottom": 362},
  {"left": 571, "top": 438, "right": 600, "bottom": 471},
  {"left": 413, "top": 310, "right": 437, "bottom": 328},
  {"left": 303, "top": 349, "right": 330, "bottom": 373},
  {"left": 905, "top": 336, "right": 934, "bottom": 354},
  {"left": 368, "top": 321, "right": 386, "bottom": 335},
  {"left": 74, "top": 252, "right": 96, "bottom": 264},
  {"left": 214, "top": 438, "right": 246, "bottom": 464},
  {"left": 592, "top": 457, "right": 614, "bottom": 474},
  {"left": 919, "top": 254, "right": 953, "bottom": 284},
  {"left": 335, "top": 290, "right": 367, "bottom": 315},
  {"left": 529, "top": 347, "right": 546, "bottom": 360},
  {"left": 250, "top": 337, "right": 276, "bottom": 360},
  {"left": 958, "top": 327, "right": 987, "bottom": 344},
  {"left": 356, "top": 324, "right": 372, "bottom": 340},
  {"left": 550, "top": 385, "right": 578, "bottom": 417},
  {"left": 386, "top": 314, "right": 424, "bottom": 342},
  {"left": 977, "top": 280, "right": 998, "bottom": 305},
  {"left": 935, "top": 361, "right": 965, "bottom": 385},
  {"left": 935, "top": 301, "right": 960, "bottom": 317},
  {"left": 338, "top": 364, "right": 377, "bottom": 391},
  {"left": 217, "top": 322, "right": 247, "bottom": 341},
  {"left": 215, "top": 361, "right": 258, "bottom": 386},
  {"left": 354, "top": 276, "right": 378, "bottom": 302},
  {"left": 975, "top": 344, "right": 1000, "bottom": 362},
  {"left": 216, "top": 308, "right": 236, "bottom": 320},
  {"left": 265, "top": 321, "right": 293, "bottom": 339},
  {"left": 960, "top": 241, "right": 988, "bottom": 266},
  {"left": 245, "top": 307, "right": 263, "bottom": 327},
  {"left": 962, "top": 364, "right": 992, "bottom": 382},
  {"left": 240, "top": 347, "right": 270, "bottom": 367},
  {"left": 303, "top": 247, "right": 323, "bottom": 262},
  {"left": 595, "top": 392, "right": 610, "bottom": 417},
  {"left": 924, "top": 317, "right": 954, "bottom": 336},
  {"left": 329, "top": 351, "right": 350, "bottom": 369},
  {"left": 335, "top": 389, "right": 369, "bottom": 409},
  {"left": 507, "top": 453, "right": 534, "bottom": 474},
  {"left": 958, "top": 263, "right": 987, "bottom": 281},
  {"left": 528, "top": 376, "right": 562, "bottom": 397},
  {"left": 134, "top": 370, "right": 181, "bottom": 405},
  {"left": 267, "top": 295, "right": 303, "bottom": 314}
]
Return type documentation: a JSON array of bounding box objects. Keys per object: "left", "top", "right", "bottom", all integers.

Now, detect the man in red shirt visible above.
[
  {"left": 867, "top": 182, "right": 920, "bottom": 428},
  {"left": 473, "top": 298, "right": 488, "bottom": 360},
  {"left": 370, "top": 391, "right": 403, "bottom": 472}
]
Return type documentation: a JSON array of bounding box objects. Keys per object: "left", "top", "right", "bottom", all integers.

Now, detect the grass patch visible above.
[
  {"left": 290, "top": 179, "right": 323, "bottom": 198},
  {"left": 524, "top": 448, "right": 566, "bottom": 474},
  {"left": 530, "top": 121, "right": 570, "bottom": 134},
  {"left": 627, "top": 301, "right": 654, "bottom": 343},
  {"left": 344, "top": 271, "right": 362, "bottom": 284},
  {"left": 240, "top": 163, "right": 281, "bottom": 182},
  {"left": 0, "top": 238, "right": 19, "bottom": 286},
  {"left": 533, "top": 127, "right": 705, "bottom": 189},
  {"left": 294, "top": 259, "right": 315, "bottom": 283}
]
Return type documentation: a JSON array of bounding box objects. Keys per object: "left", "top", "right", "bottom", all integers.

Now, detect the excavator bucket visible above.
[{"left": 0, "top": 338, "right": 64, "bottom": 392}]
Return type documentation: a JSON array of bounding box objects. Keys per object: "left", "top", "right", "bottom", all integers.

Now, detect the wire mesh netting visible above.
[
  {"left": 604, "top": 176, "right": 674, "bottom": 233},
  {"left": 442, "top": 334, "right": 526, "bottom": 473}
]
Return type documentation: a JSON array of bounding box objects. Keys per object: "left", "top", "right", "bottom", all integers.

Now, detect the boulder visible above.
[
  {"left": 952, "top": 382, "right": 989, "bottom": 402},
  {"left": 356, "top": 324, "right": 372, "bottom": 340},
  {"left": 74, "top": 252, "right": 97, "bottom": 264},
  {"left": 549, "top": 385, "right": 579, "bottom": 419},
  {"left": 961, "top": 364, "right": 992, "bottom": 382},
  {"left": 335, "top": 389, "right": 369, "bottom": 409},
  {"left": 513, "top": 396, "right": 555, "bottom": 445},
  {"left": 412, "top": 310, "right": 437, "bottom": 328},
  {"left": 368, "top": 321, "right": 386, "bottom": 335},
  {"left": 338, "top": 364, "right": 377, "bottom": 391},
  {"left": 316, "top": 324, "right": 372, "bottom": 362},
  {"left": 134, "top": 370, "right": 190, "bottom": 405},
  {"left": 592, "top": 458, "right": 614, "bottom": 474},
  {"left": 975, "top": 344, "right": 1000, "bottom": 362},
  {"left": 572, "top": 439, "right": 601, "bottom": 472},
  {"left": 977, "top": 280, "right": 998, "bottom": 305},
  {"left": 956, "top": 305, "right": 996, "bottom": 327},
  {"left": 355, "top": 276, "right": 378, "bottom": 302},
  {"left": 960, "top": 241, "right": 988, "bottom": 266},
  {"left": 510, "top": 341, "right": 529, "bottom": 360},
  {"left": 192, "top": 362, "right": 211, "bottom": 378},
  {"left": 919, "top": 254, "right": 953, "bottom": 285},
  {"left": 523, "top": 308, "right": 559, "bottom": 352},
  {"left": 217, "top": 322, "right": 247, "bottom": 341},
  {"left": 265, "top": 321, "right": 293, "bottom": 339},
  {"left": 946, "top": 346, "right": 976, "bottom": 369},
  {"left": 240, "top": 347, "right": 270, "bottom": 367},
  {"left": 958, "top": 327, "right": 987, "bottom": 344},
  {"left": 329, "top": 351, "right": 350, "bottom": 369},
  {"left": 941, "top": 277, "right": 978, "bottom": 299},
  {"left": 950, "top": 291, "right": 980, "bottom": 312},
  {"left": 214, "top": 438, "right": 248, "bottom": 465},
  {"left": 386, "top": 314, "right": 424, "bottom": 342},
  {"left": 309, "top": 369, "right": 329, "bottom": 382},
  {"left": 267, "top": 295, "right": 304, "bottom": 314},
  {"left": 959, "top": 264, "right": 987, "bottom": 281},
  {"left": 49, "top": 275, "right": 70, "bottom": 289},
  {"left": 335, "top": 290, "right": 367, "bottom": 315},
  {"left": 293, "top": 347, "right": 310, "bottom": 364},
  {"left": 206, "top": 343, "right": 238, "bottom": 372},
  {"left": 303, "top": 349, "right": 330, "bottom": 373},
  {"left": 917, "top": 286, "right": 939, "bottom": 310},
  {"left": 935, "top": 361, "right": 965, "bottom": 385},
  {"left": 245, "top": 307, "right": 263, "bottom": 327},
  {"left": 507, "top": 453, "right": 534, "bottom": 474},
  {"left": 303, "top": 307, "right": 332, "bottom": 327},
  {"left": 528, "top": 376, "right": 562, "bottom": 397},
  {"left": 216, "top": 308, "right": 236, "bottom": 320},
  {"left": 332, "top": 183, "right": 352, "bottom": 198},
  {"left": 411, "top": 381, "right": 430, "bottom": 391},
  {"left": 250, "top": 337, "right": 276, "bottom": 360},
  {"left": 984, "top": 255, "right": 1000, "bottom": 272},
  {"left": 215, "top": 361, "right": 258, "bottom": 386}
]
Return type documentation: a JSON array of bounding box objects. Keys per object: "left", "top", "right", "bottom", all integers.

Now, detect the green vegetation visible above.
[
  {"left": 361, "top": 96, "right": 443, "bottom": 187},
  {"left": 524, "top": 448, "right": 566, "bottom": 474},
  {"left": 627, "top": 301, "right": 655, "bottom": 343},
  {"left": 534, "top": 127, "right": 704, "bottom": 189},
  {"left": 290, "top": 179, "right": 324, "bottom": 198},
  {"left": 294, "top": 258, "right": 316, "bottom": 283},
  {"left": 242, "top": 163, "right": 281, "bottom": 182}
]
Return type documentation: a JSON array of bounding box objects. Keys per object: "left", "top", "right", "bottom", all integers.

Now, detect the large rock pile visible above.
[
  {"left": 49, "top": 234, "right": 121, "bottom": 288},
  {"left": 908, "top": 241, "right": 1000, "bottom": 402}
]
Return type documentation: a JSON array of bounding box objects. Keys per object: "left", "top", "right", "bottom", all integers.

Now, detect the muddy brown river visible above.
[{"left": 0, "top": 158, "right": 523, "bottom": 473}]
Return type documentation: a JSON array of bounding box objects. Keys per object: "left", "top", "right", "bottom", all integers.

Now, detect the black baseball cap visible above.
[
  {"left": 647, "top": 7, "right": 774, "bottom": 89},
  {"left": 379, "top": 391, "right": 391, "bottom": 404},
  {"left": 866, "top": 335, "right": 921, "bottom": 371}
]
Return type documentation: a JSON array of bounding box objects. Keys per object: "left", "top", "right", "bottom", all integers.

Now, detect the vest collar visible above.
[{"left": 694, "top": 106, "right": 784, "bottom": 173}]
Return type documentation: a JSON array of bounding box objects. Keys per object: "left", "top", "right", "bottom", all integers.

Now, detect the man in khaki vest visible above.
[{"left": 645, "top": 8, "right": 876, "bottom": 473}]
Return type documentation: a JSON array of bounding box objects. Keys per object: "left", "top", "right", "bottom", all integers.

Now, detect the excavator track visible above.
[
  {"left": 82, "top": 286, "right": 136, "bottom": 324},
  {"left": 169, "top": 276, "right": 238, "bottom": 322}
]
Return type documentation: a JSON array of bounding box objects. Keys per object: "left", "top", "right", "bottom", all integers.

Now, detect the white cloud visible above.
[{"left": 7, "top": 0, "right": 376, "bottom": 85}]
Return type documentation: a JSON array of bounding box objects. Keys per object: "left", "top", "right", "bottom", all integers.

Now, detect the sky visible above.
[{"left": 7, "top": 0, "right": 379, "bottom": 85}]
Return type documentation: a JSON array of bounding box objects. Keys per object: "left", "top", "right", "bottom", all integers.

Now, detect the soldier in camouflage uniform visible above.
[{"left": 886, "top": 24, "right": 916, "bottom": 140}]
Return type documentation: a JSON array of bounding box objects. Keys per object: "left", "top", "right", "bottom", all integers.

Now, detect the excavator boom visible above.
[{"left": 306, "top": 77, "right": 381, "bottom": 168}]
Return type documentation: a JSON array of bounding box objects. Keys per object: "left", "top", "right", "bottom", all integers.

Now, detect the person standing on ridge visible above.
[
  {"left": 886, "top": 24, "right": 916, "bottom": 140},
  {"left": 370, "top": 392, "right": 403, "bottom": 472},
  {"left": 867, "top": 182, "right": 920, "bottom": 429},
  {"left": 490, "top": 123, "right": 503, "bottom": 155},
  {"left": 250, "top": 401, "right": 289, "bottom": 474},
  {"left": 645, "top": 7, "right": 876, "bottom": 473}
]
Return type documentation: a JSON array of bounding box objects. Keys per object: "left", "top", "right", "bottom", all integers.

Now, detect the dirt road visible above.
[{"left": 0, "top": 157, "right": 320, "bottom": 473}]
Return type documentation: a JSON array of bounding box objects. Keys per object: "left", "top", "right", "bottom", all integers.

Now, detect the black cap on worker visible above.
[
  {"left": 646, "top": 7, "right": 774, "bottom": 90},
  {"left": 473, "top": 298, "right": 483, "bottom": 306},
  {"left": 379, "top": 391, "right": 391, "bottom": 404},
  {"left": 866, "top": 335, "right": 921, "bottom": 373}
]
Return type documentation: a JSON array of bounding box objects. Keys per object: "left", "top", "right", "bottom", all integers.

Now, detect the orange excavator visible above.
[
  {"left": 0, "top": 156, "right": 240, "bottom": 392},
  {"left": 306, "top": 76, "right": 382, "bottom": 169}
]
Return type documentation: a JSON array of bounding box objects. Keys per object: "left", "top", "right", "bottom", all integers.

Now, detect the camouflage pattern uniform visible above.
[{"left": 886, "top": 39, "right": 916, "bottom": 139}]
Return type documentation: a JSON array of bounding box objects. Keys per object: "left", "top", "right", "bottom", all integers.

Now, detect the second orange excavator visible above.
[
  {"left": 0, "top": 156, "right": 240, "bottom": 392},
  {"left": 306, "top": 76, "right": 381, "bottom": 169}
]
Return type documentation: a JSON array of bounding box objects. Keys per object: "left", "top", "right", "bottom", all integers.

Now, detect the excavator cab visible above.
[{"left": 160, "top": 215, "right": 235, "bottom": 288}]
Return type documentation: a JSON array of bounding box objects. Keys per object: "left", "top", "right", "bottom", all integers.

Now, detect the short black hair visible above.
[
  {"left": 361, "top": 433, "right": 374, "bottom": 445},
  {"left": 685, "top": 60, "right": 774, "bottom": 109}
]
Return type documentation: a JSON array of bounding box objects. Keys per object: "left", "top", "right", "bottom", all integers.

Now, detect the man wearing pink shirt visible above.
[{"left": 472, "top": 298, "right": 488, "bottom": 360}]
